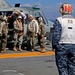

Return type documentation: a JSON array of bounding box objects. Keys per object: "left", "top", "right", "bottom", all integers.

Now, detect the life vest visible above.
[{"left": 57, "top": 15, "right": 75, "bottom": 44}]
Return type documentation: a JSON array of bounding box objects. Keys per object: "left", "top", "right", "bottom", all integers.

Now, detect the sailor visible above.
[
  {"left": 13, "top": 15, "right": 23, "bottom": 51},
  {"left": 0, "top": 16, "right": 8, "bottom": 53},
  {"left": 52, "top": 3, "right": 75, "bottom": 75},
  {"left": 38, "top": 17, "right": 46, "bottom": 53},
  {"left": 27, "top": 15, "right": 39, "bottom": 52}
]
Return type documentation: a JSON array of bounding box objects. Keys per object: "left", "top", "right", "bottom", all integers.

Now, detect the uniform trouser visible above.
[
  {"left": 0, "top": 36, "right": 7, "bottom": 50},
  {"left": 27, "top": 32, "right": 36, "bottom": 49},
  {"left": 14, "top": 32, "right": 23, "bottom": 47},
  {"left": 55, "top": 44, "right": 75, "bottom": 75},
  {"left": 38, "top": 35, "right": 45, "bottom": 48}
]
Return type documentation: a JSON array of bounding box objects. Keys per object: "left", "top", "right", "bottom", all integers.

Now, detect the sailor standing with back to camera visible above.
[{"left": 52, "top": 3, "right": 75, "bottom": 75}]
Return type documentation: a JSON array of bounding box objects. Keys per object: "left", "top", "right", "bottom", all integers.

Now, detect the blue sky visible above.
[{"left": 6, "top": 0, "right": 75, "bottom": 20}]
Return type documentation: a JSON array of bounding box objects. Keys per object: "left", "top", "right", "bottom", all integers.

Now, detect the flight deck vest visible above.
[{"left": 57, "top": 16, "right": 75, "bottom": 44}]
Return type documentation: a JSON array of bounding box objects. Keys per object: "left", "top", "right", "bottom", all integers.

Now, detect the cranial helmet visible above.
[{"left": 60, "top": 3, "right": 73, "bottom": 14}]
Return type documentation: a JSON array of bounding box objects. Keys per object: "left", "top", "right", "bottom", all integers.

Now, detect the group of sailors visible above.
[{"left": 0, "top": 9, "right": 46, "bottom": 53}]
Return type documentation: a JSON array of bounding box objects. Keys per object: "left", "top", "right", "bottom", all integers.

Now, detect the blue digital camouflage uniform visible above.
[{"left": 52, "top": 15, "right": 75, "bottom": 75}]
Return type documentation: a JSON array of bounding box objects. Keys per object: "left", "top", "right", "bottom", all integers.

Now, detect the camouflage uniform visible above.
[
  {"left": 0, "top": 20, "right": 8, "bottom": 52},
  {"left": 27, "top": 32, "right": 36, "bottom": 50},
  {"left": 52, "top": 15, "right": 75, "bottom": 75},
  {"left": 38, "top": 22, "right": 45, "bottom": 51},
  {"left": 27, "top": 19, "right": 39, "bottom": 51},
  {"left": 14, "top": 31, "right": 23, "bottom": 48},
  {"left": 13, "top": 19, "right": 23, "bottom": 51}
]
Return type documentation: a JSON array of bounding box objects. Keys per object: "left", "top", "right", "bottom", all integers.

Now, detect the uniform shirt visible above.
[
  {"left": 0, "top": 20, "right": 3, "bottom": 34},
  {"left": 14, "top": 21, "right": 19, "bottom": 31},
  {"left": 39, "top": 22, "right": 45, "bottom": 35},
  {"left": 52, "top": 19, "right": 61, "bottom": 49},
  {"left": 33, "top": 19, "right": 39, "bottom": 34}
]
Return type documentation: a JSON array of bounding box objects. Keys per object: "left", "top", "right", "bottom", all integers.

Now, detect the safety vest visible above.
[{"left": 57, "top": 15, "right": 75, "bottom": 44}]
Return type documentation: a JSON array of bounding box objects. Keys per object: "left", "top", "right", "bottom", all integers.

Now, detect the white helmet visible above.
[
  {"left": 60, "top": 3, "right": 73, "bottom": 14},
  {"left": 18, "top": 16, "right": 22, "bottom": 19}
]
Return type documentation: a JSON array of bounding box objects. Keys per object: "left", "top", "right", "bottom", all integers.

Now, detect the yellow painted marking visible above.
[{"left": 0, "top": 51, "right": 55, "bottom": 59}]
